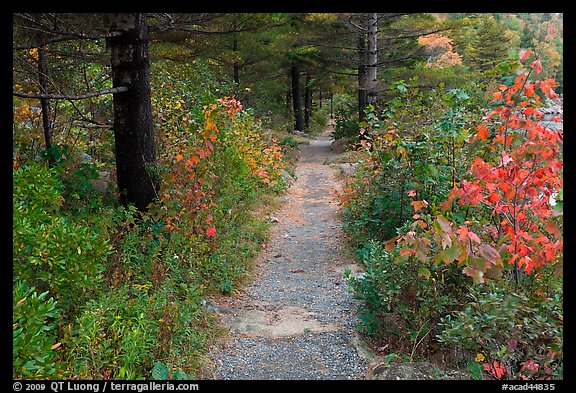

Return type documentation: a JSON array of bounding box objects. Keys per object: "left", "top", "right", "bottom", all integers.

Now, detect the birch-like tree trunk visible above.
[{"left": 366, "top": 13, "right": 378, "bottom": 108}]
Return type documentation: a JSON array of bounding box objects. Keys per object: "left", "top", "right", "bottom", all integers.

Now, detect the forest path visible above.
[{"left": 203, "top": 123, "right": 369, "bottom": 380}]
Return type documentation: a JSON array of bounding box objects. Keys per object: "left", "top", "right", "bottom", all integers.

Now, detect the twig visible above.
[{"left": 13, "top": 86, "right": 129, "bottom": 101}]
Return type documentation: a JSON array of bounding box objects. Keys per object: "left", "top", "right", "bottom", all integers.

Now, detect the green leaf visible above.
[
  {"left": 466, "top": 359, "right": 484, "bottom": 380},
  {"left": 443, "top": 244, "right": 461, "bottom": 264},
  {"left": 152, "top": 361, "right": 169, "bottom": 380},
  {"left": 418, "top": 267, "right": 431, "bottom": 280},
  {"left": 172, "top": 369, "right": 188, "bottom": 380}
]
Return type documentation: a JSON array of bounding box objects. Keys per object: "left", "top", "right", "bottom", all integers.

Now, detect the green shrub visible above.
[
  {"left": 438, "top": 280, "right": 563, "bottom": 379},
  {"left": 67, "top": 286, "right": 157, "bottom": 379},
  {"left": 340, "top": 80, "right": 478, "bottom": 243},
  {"left": 278, "top": 135, "right": 298, "bottom": 149},
  {"left": 13, "top": 280, "right": 63, "bottom": 379},
  {"left": 332, "top": 111, "right": 359, "bottom": 140},
  {"left": 13, "top": 163, "right": 112, "bottom": 314},
  {"left": 13, "top": 162, "right": 64, "bottom": 217},
  {"left": 346, "top": 237, "right": 468, "bottom": 357}
]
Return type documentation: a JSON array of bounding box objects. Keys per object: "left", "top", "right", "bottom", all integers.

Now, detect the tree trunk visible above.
[
  {"left": 366, "top": 13, "right": 378, "bottom": 108},
  {"left": 286, "top": 89, "right": 292, "bottom": 121},
  {"left": 232, "top": 33, "right": 240, "bottom": 85},
  {"left": 304, "top": 71, "right": 312, "bottom": 130},
  {"left": 37, "top": 45, "right": 53, "bottom": 164},
  {"left": 357, "top": 24, "right": 368, "bottom": 123},
  {"left": 109, "top": 13, "right": 159, "bottom": 212},
  {"left": 291, "top": 62, "right": 304, "bottom": 131}
]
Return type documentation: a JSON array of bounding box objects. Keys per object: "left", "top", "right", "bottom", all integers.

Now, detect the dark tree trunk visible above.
[
  {"left": 286, "top": 89, "right": 292, "bottom": 120},
  {"left": 232, "top": 33, "right": 240, "bottom": 85},
  {"left": 319, "top": 90, "right": 323, "bottom": 108},
  {"left": 304, "top": 72, "right": 312, "bottom": 130},
  {"left": 109, "top": 13, "right": 159, "bottom": 212},
  {"left": 329, "top": 91, "right": 334, "bottom": 119},
  {"left": 357, "top": 27, "right": 368, "bottom": 123},
  {"left": 37, "top": 45, "right": 53, "bottom": 164},
  {"left": 291, "top": 62, "right": 304, "bottom": 131}
]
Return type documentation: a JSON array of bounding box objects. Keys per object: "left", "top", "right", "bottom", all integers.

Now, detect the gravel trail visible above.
[{"left": 204, "top": 126, "right": 368, "bottom": 380}]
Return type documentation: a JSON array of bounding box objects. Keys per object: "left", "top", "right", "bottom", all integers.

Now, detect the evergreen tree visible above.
[{"left": 465, "top": 14, "right": 512, "bottom": 72}]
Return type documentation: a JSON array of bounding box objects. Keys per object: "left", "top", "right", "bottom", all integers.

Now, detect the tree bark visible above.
[
  {"left": 109, "top": 13, "right": 159, "bottom": 212},
  {"left": 232, "top": 33, "right": 240, "bottom": 85},
  {"left": 37, "top": 45, "right": 53, "bottom": 163},
  {"left": 291, "top": 62, "right": 304, "bottom": 131},
  {"left": 357, "top": 21, "right": 368, "bottom": 123},
  {"left": 304, "top": 71, "right": 312, "bottom": 130},
  {"left": 329, "top": 91, "right": 333, "bottom": 119},
  {"left": 286, "top": 89, "right": 292, "bottom": 121},
  {"left": 366, "top": 13, "right": 378, "bottom": 108}
]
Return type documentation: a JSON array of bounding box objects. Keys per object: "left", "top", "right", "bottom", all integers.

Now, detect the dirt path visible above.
[{"left": 204, "top": 125, "right": 369, "bottom": 380}]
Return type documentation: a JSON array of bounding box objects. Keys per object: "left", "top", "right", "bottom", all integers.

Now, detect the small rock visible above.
[
  {"left": 280, "top": 169, "right": 295, "bottom": 186},
  {"left": 78, "top": 152, "right": 94, "bottom": 163},
  {"left": 339, "top": 163, "right": 359, "bottom": 176}
]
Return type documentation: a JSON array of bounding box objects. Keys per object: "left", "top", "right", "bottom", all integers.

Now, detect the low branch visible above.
[{"left": 13, "top": 86, "right": 128, "bottom": 101}]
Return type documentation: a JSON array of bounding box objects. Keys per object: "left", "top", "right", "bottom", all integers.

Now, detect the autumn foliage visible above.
[
  {"left": 341, "top": 48, "right": 562, "bottom": 379},
  {"left": 394, "top": 52, "right": 563, "bottom": 285},
  {"left": 418, "top": 33, "right": 463, "bottom": 69},
  {"left": 153, "top": 85, "right": 287, "bottom": 242}
]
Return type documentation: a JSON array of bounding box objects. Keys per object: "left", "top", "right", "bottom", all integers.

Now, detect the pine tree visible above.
[{"left": 465, "top": 14, "right": 512, "bottom": 72}]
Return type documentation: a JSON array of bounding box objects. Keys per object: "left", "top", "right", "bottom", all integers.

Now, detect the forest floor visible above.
[{"left": 202, "top": 122, "right": 371, "bottom": 380}]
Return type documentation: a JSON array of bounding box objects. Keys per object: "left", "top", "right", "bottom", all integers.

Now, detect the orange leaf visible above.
[
  {"left": 206, "top": 227, "right": 217, "bottom": 237},
  {"left": 416, "top": 220, "right": 428, "bottom": 229},
  {"left": 385, "top": 236, "right": 399, "bottom": 252},
  {"left": 544, "top": 220, "right": 561, "bottom": 239},
  {"left": 531, "top": 59, "right": 542, "bottom": 74},
  {"left": 436, "top": 215, "right": 452, "bottom": 233},
  {"left": 487, "top": 192, "right": 501, "bottom": 204},
  {"left": 456, "top": 226, "right": 469, "bottom": 241},
  {"left": 477, "top": 124, "right": 490, "bottom": 141},
  {"left": 411, "top": 200, "right": 428, "bottom": 212},
  {"left": 519, "top": 48, "right": 531, "bottom": 62},
  {"left": 176, "top": 153, "right": 184, "bottom": 162},
  {"left": 493, "top": 361, "right": 505, "bottom": 379}
]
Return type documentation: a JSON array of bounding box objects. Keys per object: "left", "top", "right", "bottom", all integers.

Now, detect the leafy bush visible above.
[
  {"left": 13, "top": 280, "right": 63, "bottom": 379},
  {"left": 13, "top": 163, "right": 112, "bottom": 314},
  {"left": 278, "top": 135, "right": 298, "bottom": 149},
  {"left": 340, "top": 79, "right": 479, "bottom": 242},
  {"left": 438, "top": 281, "right": 563, "bottom": 379},
  {"left": 348, "top": 55, "right": 563, "bottom": 379},
  {"left": 346, "top": 237, "right": 468, "bottom": 357},
  {"left": 332, "top": 110, "right": 359, "bottom": 140}
]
